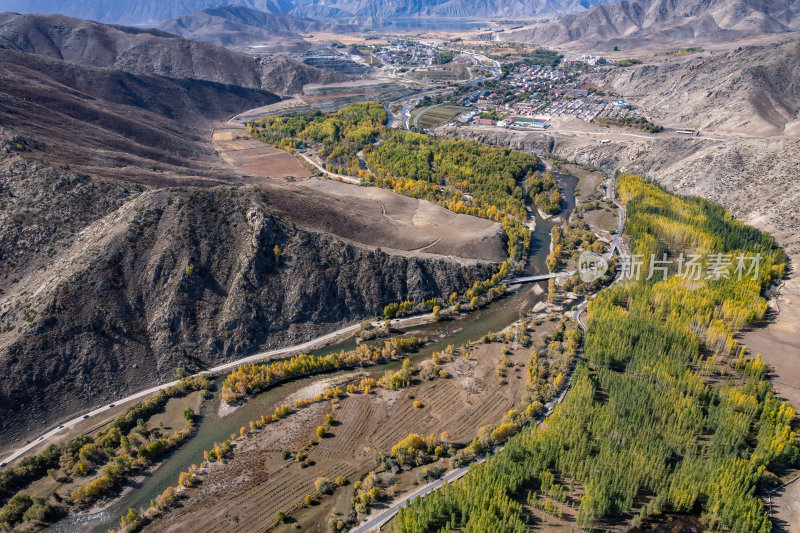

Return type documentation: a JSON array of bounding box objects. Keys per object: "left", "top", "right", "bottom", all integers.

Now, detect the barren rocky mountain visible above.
[
  {"left": 500, "top": 0, "right": 800, "bottom": 48},
  {"left": 0, "top": 48, "right": 280, "bottom": 185},
  {"left": 0, "top": 0, "right": 615, "bottom": 25},
  {"left": 585, "top": 39, "right": 800, "bottom": 135},
  {"left": 288, "top": 0, "right": 616, "bottom": 19},
  {"left": 157, "top": 6, "right": 320, "bottom": 50},
  {"left": 0, "top": 156, "right": 492, "bottom": 443},
  {"left": 0, "top": 13, "right": 353, "bottom": 95},
  {"left": 0, "top": 0, "right": 295, "bottom": 26},
  {"left": 257, "top": 55, "right": 356, "bottom": 95},
  {"left": 0, "top": 15, "right": 499, "bottom": 446}
]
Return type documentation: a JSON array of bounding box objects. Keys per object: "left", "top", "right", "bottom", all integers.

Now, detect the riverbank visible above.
[{"left": 741, "top": 255, "right": 800, "bottom": 532}]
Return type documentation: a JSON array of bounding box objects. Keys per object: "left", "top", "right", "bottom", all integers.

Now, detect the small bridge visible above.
[{"left": 506, "top": 271, "right": 575, "bottom": 285}]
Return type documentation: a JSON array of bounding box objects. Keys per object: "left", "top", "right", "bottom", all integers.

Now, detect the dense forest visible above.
[
  {"left": 248, "top": 102, "right": 563, "bottom": 260},
  {"left": 247, "top": 102, "right": 387, "bottom": 176},
  {"left": 394, "top": 173, "right": 795, "bottom": 532},
  {"left": 361, "top": 131, "right": 560, "bottom": 259}
]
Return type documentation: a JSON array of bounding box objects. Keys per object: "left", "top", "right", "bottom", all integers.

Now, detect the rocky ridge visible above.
[
  {"left": 498, "top": 0, "right": 800, "bottom": 48},
  {"left": 0, "top": 13, "right": 354, "bottom": 96},
  {"left": 0, "top": 155, "right": 493, "bottom": 443}
]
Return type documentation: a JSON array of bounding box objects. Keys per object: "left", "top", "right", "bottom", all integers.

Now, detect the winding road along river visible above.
[
  {"left": 24, "top": 87, "right": 591, "bottom": 531},
  {"left": 37, "top": 169, "right": 579, "bottom": 532}
]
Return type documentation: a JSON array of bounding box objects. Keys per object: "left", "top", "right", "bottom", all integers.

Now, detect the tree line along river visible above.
[{"left": 45, "top": 173, "right": 577, "bottom": 533}]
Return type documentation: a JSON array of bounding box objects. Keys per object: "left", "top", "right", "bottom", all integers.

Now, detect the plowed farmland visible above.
[{"left": 144, "top": 321, "right": 558, "bottom": 533}]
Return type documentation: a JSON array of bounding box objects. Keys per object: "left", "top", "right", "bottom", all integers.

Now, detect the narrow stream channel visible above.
[{"left": 46, "top": 173, "right": 577, "bottom": 533}]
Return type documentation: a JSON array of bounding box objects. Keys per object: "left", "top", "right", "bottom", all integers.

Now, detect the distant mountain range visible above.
[
  {"left": 497, "top": 0, "right": 800, "bottom": 47},
  {"left": 0, "top": 12, "right": 353, "bottom": 94},
  {"left": 0, "top": 0, "right": 615, "bottom": 26},
  {"left": 157, "top": 6, "right": 357, "bottom": 49}
]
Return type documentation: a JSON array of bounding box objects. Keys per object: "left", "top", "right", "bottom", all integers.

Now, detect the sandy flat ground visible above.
[
  {"left": 740, "top": 255, "right": 800, "bottom": 532},
  {"left": 297, "top": 178, "right": 505, "bottom": 259},
  {"left": 771, "top": 477, "right": 800, "bottom": 533},
  {"left": 742, "top": 259, "right": 800, "bottom": 408}
]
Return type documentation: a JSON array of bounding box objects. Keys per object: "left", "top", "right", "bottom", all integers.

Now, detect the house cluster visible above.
[
  {"left": 417, "top": 50, "right": 650, "bottom": 132},
  {"left": 498, "top": 117, "right": 549, "bottom": 129},
  {"left": 453, "top": 113, "right": 548, "bottom": 129},
  {"left": 504, "top": 64, "right": 570, "bottom": 97},
  {"left": 451, "top": 91, "right": 641, "bottom": 130},
  {"left": 373, "top": 40, "right": 441, "bottom": 67},
  {"left": 458, "top": 89, "right": 502, "bottom": 106},
  {"left": 562, "top": 54, "right": 607, "bottom": 67}
]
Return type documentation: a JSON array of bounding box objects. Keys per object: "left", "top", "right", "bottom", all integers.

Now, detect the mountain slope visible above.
[
  {"left": 0, "top": 0, "right": 294, "bottom": 26},
  {"left": 0, "top": 12, "right": 500, "bottom": 447},
  {"left": 0, "top": 167, "right": 491, "bottom": 444},
  {"left": 586, "top": 38, "right": 800, "bottom": 134},
  {"left": 500, "top": 0, "right": 800, "bottom": 47},
  {"left": 289, "top": 0, "right": 616, "bottom": 18},
  {"left": 0, "top": 0, "right": 616, "bottom": 25},
  {"left": 0, "top": 48, "right": 280, "bottom": 184},
  {"left": 156, "top": 6, "right": 317, "bottom": 49},
  {"left": 0, "top": 13, "right": 353, "bottom": 95}
]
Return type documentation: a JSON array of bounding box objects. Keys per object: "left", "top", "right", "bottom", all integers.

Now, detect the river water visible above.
[
  {"left": 46, "top": 174, "right": 576, "bottom": 533},
  {"left": 375, "top": 18, "right": 490, "bottom": 31}
]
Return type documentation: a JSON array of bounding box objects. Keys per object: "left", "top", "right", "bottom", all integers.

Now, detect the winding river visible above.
[{"left": 46, "top": 174, "right": 577, "bottom": 533}]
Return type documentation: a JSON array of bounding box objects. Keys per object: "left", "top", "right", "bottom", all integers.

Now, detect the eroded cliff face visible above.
[{"left": 0, "top": 155, "right": 492, "bottom": 443}]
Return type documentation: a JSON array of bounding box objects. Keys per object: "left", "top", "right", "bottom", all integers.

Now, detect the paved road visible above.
[
  {"left": 604, "top": 173, "right": 626, "bottom": 261},
  {"left": 350, "top": 459, "right": 477, "bottom": 533},
  {"left": 0, "top": 312, "right": 434, "bottom": 468},
  {"left": 412, "top": 103, "right": 441, "bottom": 129},
  {"left": 396, "top": 52, "right": 499, "bottom": 132},
  {"left": 571, "top": 176, "right": 628, "bottom": 330},
  {"left": 348, "top": 174, "right": 629, "bottom": 533}
]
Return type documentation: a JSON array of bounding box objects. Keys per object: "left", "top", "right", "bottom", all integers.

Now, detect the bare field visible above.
[
  {"left": 145, "top": 325, "right": 557, "bottom": 533},
  {"left": 561, "top": 163, "right": 606, "bottom": 201},
  {"left": 211, "top": 131, "right": 506, "bottom": 263},
  {"left": 408, "top": 64, "right": 470, "bottom": 82},
  {"left": 740, "top": 257, "right": 800, "bottom": 409},
  {"left": 294, "top": 178, "right": 506, "bottom": 261},
  {"left": 583, "top": 207, "right": 620, "bottom": 238},
  {"left": 213, "top": 129, "right": 312, "bottom": 180}
]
